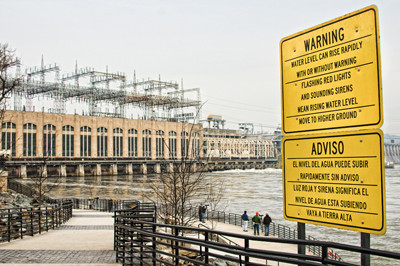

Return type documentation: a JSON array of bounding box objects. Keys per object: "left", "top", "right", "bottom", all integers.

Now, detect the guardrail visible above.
[
  {"left": 206, "top": 210, "right": 336, "bottom": 259},
  {"left": 114, "top": 207, "right": 400, "bottom": 266},
  {"left": 114, "top": 202, "right": 157, "bottom": 264},
  {"left": 0, "top": 201, "right": 73, "bottom": 243},
  {"left": 7, "top": 179, "right": 54, "bottom": 203},
  {"left": 66, "top": 198, "right": 140, "bottom": 212},
  {"left": 198, "top": 222, "right": 241, "bottom": 247}
]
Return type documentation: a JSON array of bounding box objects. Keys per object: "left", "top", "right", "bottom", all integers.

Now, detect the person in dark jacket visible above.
[
  {"left": 198, "top": 204, "right": 203, "bottom": 221},
  {"left": 263, "top": 213, "right": 272, "bottom": 236},
  {"left": 241, "top": 211, "right": 249, "bottom": 231},
  {"left": 252, "top": 212, "right": 261, "bottom": 235},
  {"left": 201, "top": 205, "right": 208, "bottom": 223}
]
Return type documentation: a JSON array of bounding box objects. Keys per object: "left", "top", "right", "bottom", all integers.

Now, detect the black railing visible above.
[
  {"left": 7, "top": 178, "right": 54, "bottom": 203},
  {"left": 67, "top": 198, "right": 140, "bottom": 212},
  {"left": 206, "top": 210, "right": 336, "bottom": 259},
  {"left": 114, "top": 209, "right": 400, "bottom": 266},
  {"left": 114, "top": 202, "right": 157, "bottom": 264},
  {"left": 0, "top": 201, "right": 73, "bottom": 243},
  {"left": 198, "top": 222, "right": 241, "bottom": 247},
  {"left": 207, "top": 210, "right": 299, "bottom": 238}
]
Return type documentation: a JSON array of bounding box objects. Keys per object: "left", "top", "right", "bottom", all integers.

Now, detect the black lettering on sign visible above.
[
  {"left": 311, "top": 141, "right": 344, "bottom": 155},
  {"left": 304, "top": 28, "right": 344, "bottom": 52}
]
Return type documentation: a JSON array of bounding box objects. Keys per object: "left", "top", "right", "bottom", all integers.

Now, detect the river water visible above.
[{"left": 25, "top": 166, "right": 400, "bottom": 264}]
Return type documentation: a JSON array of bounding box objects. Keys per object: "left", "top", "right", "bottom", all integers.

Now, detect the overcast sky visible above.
[{"left": 2, "top": 0, "right": 399, "bottom": 134}]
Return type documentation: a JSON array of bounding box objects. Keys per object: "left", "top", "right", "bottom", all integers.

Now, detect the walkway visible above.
[
  {"left": 0, "top": 209, "right": 119, "bottom": 265},
  {"left": 210, "top": 222, "right": 305, "bottom": 266},
  {"left": 214, "top": 222, "right": 299, "bottom": 252},
  {"left": 0, "top": 210, "right": 303, "bottom": 265}
]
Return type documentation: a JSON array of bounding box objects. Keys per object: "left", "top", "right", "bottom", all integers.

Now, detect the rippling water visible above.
[{"left": 25, "top": 166, "right": 400, "bottom": 265}]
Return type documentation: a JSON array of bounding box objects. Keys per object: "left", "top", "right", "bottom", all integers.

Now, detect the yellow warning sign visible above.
[
  {"left": 282, "top": 129, "right": 386, "bottom": 234},
  {"left": 280, "top": 5, "right": 382, "bottom": 135}
]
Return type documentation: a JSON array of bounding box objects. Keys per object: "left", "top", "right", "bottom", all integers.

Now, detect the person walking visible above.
[
  {"left": 241, "top": 211, "right": 249, "bottom": 232},
  {"left": 263, "top": 213, "right": 272, "bottom": 236},
  {"left": 252, "top": 212, "right": 261, "bottom": 235},
  {"left": 201, "top": 204, "right": 207, "bottom": 222},
  {"left": 198, "top": 204, "right": 203, "bottom": 222},
  {"left": 113, "top": 199, "right": 118, "bottom": 211}
]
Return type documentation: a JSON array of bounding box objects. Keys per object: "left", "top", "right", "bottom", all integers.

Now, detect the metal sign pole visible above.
[
  {"left": 297, "top": 222, "right": 306, "bottom": 254},
  {"left": 361, "top": 232, "right": 370, "bottom": 266}
]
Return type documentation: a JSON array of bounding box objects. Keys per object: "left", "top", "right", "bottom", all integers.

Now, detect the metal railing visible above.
[
  {"left": 207, "top": 210, "right": 297, "bottom": 237},
  {"left": 7, "top": 178, "right": 54, "bottom": 203},
  {"left": 114, "top": 202, "right": 157, "bottom": 264},
  {"left": 0, "top": 201, "right": 73, "bottom": 243},
  {"left": 205, "top": 210, "right": 337, "bottom": 259},
  {"left": 114, "top": 207, "right": 400, "bottom": 266},
  {"left": 67, "top": 198, "right": 140, "bottom": 212},
  {"left": 198, "top": 222, "right": 241, "bottom": 247}
]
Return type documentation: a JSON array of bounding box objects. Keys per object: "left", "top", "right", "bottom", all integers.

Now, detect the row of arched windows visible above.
[
  {"left": 203, "top": 137, "right": 275, "bottom": 158},
  {"left": 1, "top": 122, "right": 199, "bottom": 158}
]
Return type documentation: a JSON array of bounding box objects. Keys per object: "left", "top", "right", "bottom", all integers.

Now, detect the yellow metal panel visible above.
[
  {"left": 280, "top": 5, "right": 382, "bottom": 135},
  {"left": 282, "top": 129, "right": 386, "bottom": 234}
]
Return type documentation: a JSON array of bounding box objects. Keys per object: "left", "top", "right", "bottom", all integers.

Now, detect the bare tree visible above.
[
  {"left": 0, "top": 44, "right": 21, "bottom": 190},
  {"left": 204, "top": 176, "right": 226, "bottom": 229},
  {"left": 0, "top": 44, "right": 20, "bottom": 119},
  {"left": 30, "top": 157, "right": 61, "bottom": 205},
  {"left": 148, "top": 111, "right": 225, "bottom": 227}
]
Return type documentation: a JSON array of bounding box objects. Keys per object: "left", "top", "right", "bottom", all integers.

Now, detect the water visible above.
[{"left": 23, "top": 166, "right": 400, "bottom": 264}]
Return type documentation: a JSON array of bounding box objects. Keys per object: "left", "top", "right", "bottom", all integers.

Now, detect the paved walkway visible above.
[
  {"left": 0, "top": 209, "right": 119, "bottom": 265},
  {"left": 0, "top": 210, "right": 303, "bottom": 265},
  {"left": 214, "top": 222, "right": 299, "bottom": 252},
  {"left": 204, "top": 222, "right": 304, "bottom": 266}
]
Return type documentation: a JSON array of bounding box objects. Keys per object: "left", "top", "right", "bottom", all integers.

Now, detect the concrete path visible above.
[
  {"left": 0, "top": 210, "right": 305, "bottom": 266},
  {"left": 208, "top": 221, "right": 306, "bottom": 265},
  {"left": 0, "top": 209, "right": 119, "bottom": 265}
]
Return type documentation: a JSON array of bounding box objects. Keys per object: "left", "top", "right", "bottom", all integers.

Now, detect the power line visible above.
[
  {"left": 203, "top": 94, "right": 278, "bottom": 112},
  {"left": 205, "top": 101, "right": 280, "bottom": 114}
]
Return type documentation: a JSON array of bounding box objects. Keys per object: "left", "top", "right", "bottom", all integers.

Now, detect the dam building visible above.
[
  {"left": 1, "top": 57, "right": 278, "bottom": 177},
  {"left": 2, "top": 110, "right": 278, "bottom": 177}
]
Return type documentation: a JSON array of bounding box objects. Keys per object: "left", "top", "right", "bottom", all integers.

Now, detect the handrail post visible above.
[
  {"left": 244, "top": 238, "right": 249, "bottom": 264},
  {"left": 30, "top": 209, "right": 34, "bottom": 236},
  {"left": 321, "top": 245, "right": 328, "bottom": 264},
  {"left": 38, "top": 208, "right": 42, "bottom": 234},
  {"left": 174, "top": 227, "right": 179, "bottom": 266},
  {"left": 61, "top": 202, "right": 65, "bottom": 222},
  {"left": 20, "top": 208, "right": 23, "bottom": 239},
  {"left": 114, "top": 210, "right": 117, "bottom": 251},
  {"left": 56, "top": 206, "right": 59, "bottom": 226},
  {"left": 152, "top": 224, "right": 156, "bottom": 266},
  {"left": 140, "top": 222, "right": 144, "bottom": 266},
  {"left": 7, "top": 209, "right": 11, "bottom": 242},
  {"left": 205, "top": 231, "right": 209, "bottom": 265},
  {"left": 45, "top": 207, "right": 49, "bottom": 231},
  {"left": 52, "top": 206, "right": 55, "bottom": 229}
]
